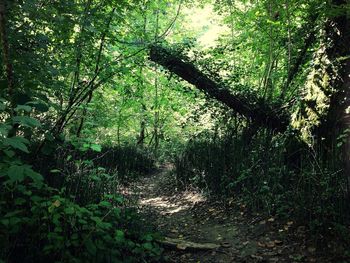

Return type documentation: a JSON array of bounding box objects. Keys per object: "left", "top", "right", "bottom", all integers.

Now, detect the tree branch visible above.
[{"left": 149, "top": 45, "right": 289, "bottom": 132}]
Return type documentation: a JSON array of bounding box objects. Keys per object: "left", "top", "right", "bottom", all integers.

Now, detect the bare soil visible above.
[{"left": 122, "top": 164, "right": 349, "bottom": 263}]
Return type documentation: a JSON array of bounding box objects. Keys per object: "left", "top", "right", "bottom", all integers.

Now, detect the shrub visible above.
[
  {"left": 175, "top": 128, "right": 350, "bottom": 229},
  {"left": 0, "top": 101, "right": 162, "bottom": 263}
]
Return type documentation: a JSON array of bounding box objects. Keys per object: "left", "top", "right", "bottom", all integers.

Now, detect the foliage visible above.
[
  {"left": 1, "top": 185, "right": 162, "bottom": 263},
  {"left": 0, "top": 0, "right": 350, "bottom": 260},
  {"left": 35, "top": 139, "right": 156, "bottom": 189},
  {"left": 0, "top": 99, "right": 163, "bottom": 263},
  {"left": 175, "top": 126, "right": 349, "bottom": 232}
]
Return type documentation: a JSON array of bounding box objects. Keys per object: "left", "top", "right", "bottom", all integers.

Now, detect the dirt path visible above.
[{"left": 125, "top": 165, "right": 334, "bottom": 263}]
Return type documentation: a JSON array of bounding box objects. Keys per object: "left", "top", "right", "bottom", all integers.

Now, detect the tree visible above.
[
  {"left": 150, "top": 44, "right": 289, "bottom": 132},
  {"left": 320, "top": 0, "right": 350, "bottom": 192}
]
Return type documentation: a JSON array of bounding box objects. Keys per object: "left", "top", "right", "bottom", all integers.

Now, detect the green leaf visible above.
[
  {"left": 90, "top": 144, "right": 102, "bottom": 152},
  {"left": 12, "top": 116, "right": 41, "bottom": 128},
  {"left": 64, "top": 207, "right": 75, "bottom": 215},
  {"left": 25, "top": 167, "right": 44, "bottom": 182},
  {"left": 85, "top": 238, "right": 97, "bottom": 255},
  {"left": 113, "top": 207, "right": 121, "bottom": 217},
  {"left": 115, "top": 230, "right": 124, "bottom": 242},
  {"left": 113, "top": 195, "right": 124, "bottom": 204},
  {"left": 99, "top": 201, "right": 111, "bottom": 207},
  {"left": 7, "top": 164, "right": 43, "bottom": 183},
  {"left": 13, "top": 93, "right": 31, "bottom": 105},
  {"left": 15, "top": 198, "right": 26, "bottom": 205},
  {"left": 27, "top": 101, "right": 49, "bottom": 112},
  {"left": 4, "top": 137, "right": 29, "bottom": 153},
  {"left": 14, "top": 105, "right": 32, "bottom": 112},
  {"left": 4, "top": 210, "right": 24, "bottom": 218},
  {"left": 30, "top": 195, "right": 43, "bottom": 202},
  {"left": 45, "top": 132, "right": 55, "bottom": 141},
  {"left": 0, "top": 101, "right": 5, "bottom": 111},
  {"left": 143, "top": 242, "right": 153, "bottom": 250},
  {"left": 91, "top": 216, "right": 102, "bottom": 225},
  {"left": 7, "top": 165, "right": 26, "bottom": 182},
  {"left": 0, "top": 219, "right": 10, "bottom": 227},
  {"left": 0, "top": 123, "right": 11, "bottom": 136},
  {"left": 4, "top": 149, "right": 15, "bottom": 158},
  {"left": 143, "top": 234, "right": 153, "bottom": 242}
]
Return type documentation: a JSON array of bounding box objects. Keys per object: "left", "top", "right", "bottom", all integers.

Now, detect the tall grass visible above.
[
  {"left": 30, "top": 143, "right": 156, "bottom": 204},
  {"left": 175, "top": 129, "right": 349, "bottom": 229}
]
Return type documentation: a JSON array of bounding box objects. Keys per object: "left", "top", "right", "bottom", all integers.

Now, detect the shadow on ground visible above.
[{"left": 122, "top": 164, "right": 339, "bottom": 263}]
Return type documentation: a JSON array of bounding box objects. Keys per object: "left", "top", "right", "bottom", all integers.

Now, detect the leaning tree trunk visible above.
[{"left": 149, "top": 45, "right": 289, "bottom": 132}]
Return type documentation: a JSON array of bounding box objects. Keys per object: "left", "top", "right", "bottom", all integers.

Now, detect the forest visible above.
[{"left": 0, "top": 0, "right": 349, "bottom": 262}]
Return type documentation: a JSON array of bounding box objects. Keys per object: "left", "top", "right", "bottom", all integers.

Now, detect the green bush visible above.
[
  {"left": 0, "top": 101, "right": 162, "bottom": 263},
  {"left": 0, "top": 177, "right": 163, "bottom": 263},
  {"left": 175, "top": 128, "right": 349, "bottom": 229},
  {"left": 32, "top": 140, "right": 156, "bottom": 189}
]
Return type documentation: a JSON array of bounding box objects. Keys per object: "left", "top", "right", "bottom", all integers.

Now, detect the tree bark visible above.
[
  {"left": 159, "top": 237, "right": 221, "bottom": 251},
  {"left": 0, "top": 0, "right": 14, "bottom": 106},
  {"left": 322, "top": 0, "right": 350, "bottom": 191},
  {"left": 281, "top": 13, "right": 318, "bottom": 99},
  {"left": 149, "top": 45, "right": 289, "bottom": 132}
]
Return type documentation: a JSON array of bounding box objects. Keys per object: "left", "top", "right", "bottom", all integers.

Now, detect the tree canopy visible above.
[{"left": 0, "top": 0, "right": 349, "bottom": 262}]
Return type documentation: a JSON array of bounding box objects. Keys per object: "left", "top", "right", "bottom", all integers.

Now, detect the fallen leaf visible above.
[
  {"left": 274, "top": 240, "right": 283, "bottom": 245},
  {"left": 260, "top": 220, "right": 266, "bottom": 225},
  {"left": 52, "top": 200, "right": 61, "bottom": 207},
  {"left": 268, "top": 217, "right": 275, "bottom": 222},
  {"left": 266, "top": 241, "right": 275, "bottom": 248},
  {"left": 258, "top": 242, "right": 266, "bottom": 248},
  {"left": 221, "top": 242, "right": 231, "bottom": 248},
  {"left": 176, "top": 244, "right": 187, "bottom": 250}
]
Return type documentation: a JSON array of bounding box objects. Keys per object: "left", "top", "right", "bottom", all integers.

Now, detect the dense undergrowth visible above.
[
  {"left": 1, "top": 0, "right": 350, "bottom": 261},
  {"left": 175, "top": 127, "right": 350, "bottom": 243},
  {"left": 32, "top": 141, "right": 156, "bottom": 191},
  {"left": 0, "top": 102, "right": 161, "bottom": 263}
]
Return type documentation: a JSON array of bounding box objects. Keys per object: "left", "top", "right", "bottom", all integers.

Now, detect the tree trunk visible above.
[
  {"left": 0, "top": 0, "right": 14, "bottom": 107},
  {"left": 149, "top": 45, "right": 289, "bottom": 132},
  {"left": 319, "top": 0, "right": 350, "bottom": 192},
  {"left": 76, "top": 91, "right": 93, "bottom": 137},
  {"left": 137, "top": 103, "right": 147, "bottom": 146}
]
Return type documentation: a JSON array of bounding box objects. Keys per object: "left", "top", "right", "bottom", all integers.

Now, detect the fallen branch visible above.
[
  {"left": 159, "top": 237, "right": 220, "bottom": 251},
  {"left": 149, "top": 45, "right": 289, "bottom": 132}
]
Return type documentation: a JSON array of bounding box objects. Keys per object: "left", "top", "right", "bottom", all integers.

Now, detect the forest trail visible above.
[{"left": 124, "top": 165, "right": 320, "bottom": 263}]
